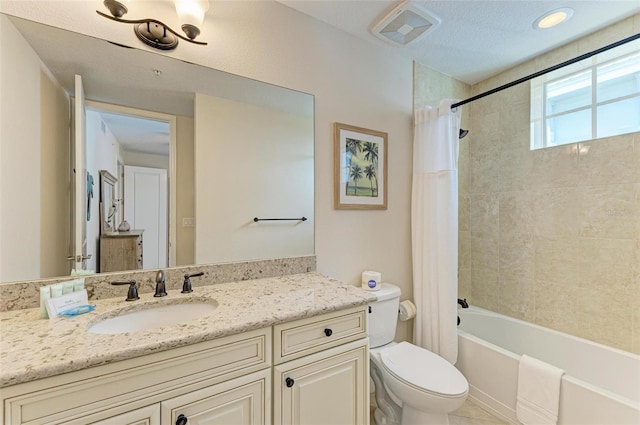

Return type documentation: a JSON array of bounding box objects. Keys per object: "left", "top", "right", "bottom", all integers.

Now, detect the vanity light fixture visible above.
[
  {"left": 97, "top": 0, "right": 209, "bottom": 50},
  {"left": 533, "top": 7, "right": 574, "bottom": 29}
]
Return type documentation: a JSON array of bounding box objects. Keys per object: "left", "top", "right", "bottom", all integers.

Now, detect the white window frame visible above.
[{"left": 530, "top": 39, "right": 640, "bottom": 150}]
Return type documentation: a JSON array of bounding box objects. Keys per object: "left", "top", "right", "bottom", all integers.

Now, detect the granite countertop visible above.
[{"left": 0, "top": 272, "right": 376, "bottom": 388}]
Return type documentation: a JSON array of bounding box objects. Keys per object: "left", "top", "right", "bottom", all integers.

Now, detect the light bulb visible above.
[{"left": 175, "top": 0, "right": 209, "bottom": 38}]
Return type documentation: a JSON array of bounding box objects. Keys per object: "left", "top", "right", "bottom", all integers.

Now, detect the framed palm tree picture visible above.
[{"left": 334, "top": 122, "right": 388, "bottom": 210}]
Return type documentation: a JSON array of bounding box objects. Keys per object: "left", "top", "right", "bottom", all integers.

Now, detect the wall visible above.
[
  {"left": 122, "top": 151, "right": 169, "bottom": 170},
  {"left": 176, "top": 115, "right": 195, "bottom": 266},
  {"left": 0, "top": 1, "right": 414, "bottom": 340},
  {"left": 460, "top": 14, "right": 640, "bottom": 354},
  {"left": 194, "top": 93, "right": 314, "bottom": 263},
  {"left": 39, "top": 67, "right": 70, "bottom": 278},
  {"left": 86, "top": 110, "right": 120, "bottom": 272},
  {"left": 0, "top": 15, "right": 69, "bottom": 282}
]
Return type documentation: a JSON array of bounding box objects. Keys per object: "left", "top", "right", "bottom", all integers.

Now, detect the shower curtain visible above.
[{"left": 411, "top": 99, "right": 461, "bottom": 365}]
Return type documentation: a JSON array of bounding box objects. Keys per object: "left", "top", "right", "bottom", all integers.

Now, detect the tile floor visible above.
[
  {"left": 370, "top": 398, "right": 511, "bottom": 425},
  {"left": 449, "top": 399, "right": 511, "bottom": 425}
]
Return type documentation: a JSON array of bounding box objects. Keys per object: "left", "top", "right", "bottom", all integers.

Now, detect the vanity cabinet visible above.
[
  {"left": 1, "top": 306, "right": 369, "bottom": 425},
  {"left": 1, "top": 328, "right": 270, "bottom": 425},
  {"left": 99, "top": 230, "right": 143, "bottom": 272},
  {"left": 272, "top": 307, "right": 370, "bottom": 425}
]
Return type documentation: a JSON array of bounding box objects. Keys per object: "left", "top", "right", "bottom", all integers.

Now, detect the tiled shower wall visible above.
[
  {"left": 459, "top": 14, "right": 640, "bottom": 354},
  {"left": 415, "top": 15, "right": 639, "bottom": 354}
]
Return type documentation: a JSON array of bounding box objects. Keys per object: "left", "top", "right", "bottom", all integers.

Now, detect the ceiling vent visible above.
[{"left": 371, "top": 1, "right": 441, "bottom": 47}]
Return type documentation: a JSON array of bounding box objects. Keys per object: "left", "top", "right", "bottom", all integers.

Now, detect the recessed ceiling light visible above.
[{"left": 534, "top": 7, "right": 574, "bottom": 29}]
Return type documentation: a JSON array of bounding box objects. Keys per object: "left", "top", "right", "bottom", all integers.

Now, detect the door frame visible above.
[{"left": 85, "top": 100, "right": 177, "bottom": 267}]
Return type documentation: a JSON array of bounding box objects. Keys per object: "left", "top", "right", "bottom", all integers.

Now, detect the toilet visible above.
[{"left": 369, "top": 283, "right": 468, "bottom": 425}]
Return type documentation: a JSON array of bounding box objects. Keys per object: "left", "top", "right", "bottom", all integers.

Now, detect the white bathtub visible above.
[{"left": 456, "top": 306, "right": 640, "bottom": 425}]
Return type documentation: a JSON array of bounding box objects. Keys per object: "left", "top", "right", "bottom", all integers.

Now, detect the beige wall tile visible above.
[
  {"left": 578, "top": 134, "right": 635, "bottom": 186},
  {"left": 471, "top": 267, "right": 500, "bottom": 310},
  {"left": 577, "top": 238, "right": 636, "bottom": 292},
  {"left": 499, "top": 192, "right": 535, "bottom": 236},
  {"left": 576, "top": 286, "right": 634, "bottom": 353},
  {"left": 534, "top": 280, "right": 581, "bottom": 336},
  {"left": 469, "top": 193, "right": 499, "bottom": 239},
  {"left": 533, "top": 236, "right": 579, "bottom": 285},
  {"left": 499, "top": 143, "right": 533, "bottom": 192},
  {"left": 579, "top": 184, "right": 638, "bottom": 239},
  {"left": 499, "top": 274, "right": 535, "bottom": 321},
  {"left": 530, "top": 145, "right": 579, "bottom": 188},
  {"left": 534, "top": 188, "right": 580, "bottom": 237},
  {"left": 634, "top": 133, "right": 640, "bottom": 183},
  {"left": 459, "top": 230, "right": 471, "bottom": 270},
  {"left": 471, "top": 237, "right": 499, "bottom": 272}
]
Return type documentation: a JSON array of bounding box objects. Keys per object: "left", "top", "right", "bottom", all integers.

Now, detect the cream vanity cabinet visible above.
[
  {"left": 1, "top": 328, "right": 271, "bottom": 425},
  {"left": 2, "top": 306, "right": 369, "bottom": 425},
  {"left": 273, "top": 306, "right": 370, "bottom": 425}
]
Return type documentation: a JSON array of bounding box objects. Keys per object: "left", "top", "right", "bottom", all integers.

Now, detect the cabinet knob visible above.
[
  {"left": 285, "top": 377, "right": 295, "bottom": 388},
  {"left": 324, "top": 328, "right": 333, "bottom": 337},
  {"left": 176, "top": 414, "right": 188, "bottom": 425}
]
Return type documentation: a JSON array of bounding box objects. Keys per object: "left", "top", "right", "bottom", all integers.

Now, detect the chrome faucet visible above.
[{"left": 154, "top": 270, "right": 167, "bottom": 297}]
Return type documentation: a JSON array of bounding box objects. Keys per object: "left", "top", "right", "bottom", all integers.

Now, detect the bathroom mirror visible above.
[{"left": 0, "top": 14, "right": 314, "bottom": 283}]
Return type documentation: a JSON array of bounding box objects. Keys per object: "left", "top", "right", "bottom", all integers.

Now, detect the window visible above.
[{"left": 530, "top": 40, "right": 640, "bottom": 150}]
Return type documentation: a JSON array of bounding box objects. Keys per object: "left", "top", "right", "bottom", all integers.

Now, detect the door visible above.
[
  {"left": 124, "top": 165, "right": 167, "bottom": 269},
  {"left": 274, "top": 341, "right": 369, "bottom": 425},
  {"left": 161, "top": 369, "right": 270, "bottom": 425},
  {"left": 70, "top": 74, "right": 89, "bottom": 272}
]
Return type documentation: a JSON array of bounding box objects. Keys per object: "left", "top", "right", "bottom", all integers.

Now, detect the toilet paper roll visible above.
[
  {"left": 361, "top": 270, "right": 382, "bottom": 291},
  {"left": 398, "top": 300, "right": 417, "bottom": 321}
]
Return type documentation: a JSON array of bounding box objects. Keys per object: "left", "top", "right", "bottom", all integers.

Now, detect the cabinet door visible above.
[
  {"left": 89, "top": 404, "right": 160, "bottom": 425},
  {"left": 161, "top": 369, "right": 270, "bottom": 425},
  {"left": 274, "top": 339, "right": 369, "bottom": 425}
]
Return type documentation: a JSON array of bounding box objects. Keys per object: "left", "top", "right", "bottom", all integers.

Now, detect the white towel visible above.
[{"left": 516, "top": 354, "right": 565, "bottom": 425}]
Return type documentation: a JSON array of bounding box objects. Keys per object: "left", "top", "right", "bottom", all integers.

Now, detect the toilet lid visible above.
[{"left": 379, "top": 342, "right": 468, "bottom": 396}]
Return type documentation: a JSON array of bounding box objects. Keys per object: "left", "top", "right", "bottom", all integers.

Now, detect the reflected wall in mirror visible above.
[{"left": 0, "top": 13, "right": 314, "bottom": 284}]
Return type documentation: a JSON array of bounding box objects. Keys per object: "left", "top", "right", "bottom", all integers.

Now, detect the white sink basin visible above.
[{"left": 88, "top": 301, "right": 217, "bottom": 334}]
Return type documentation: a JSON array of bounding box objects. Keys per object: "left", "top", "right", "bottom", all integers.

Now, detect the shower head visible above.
[{"left": 459, "top": 128, "right": 469, "bottom": 139}]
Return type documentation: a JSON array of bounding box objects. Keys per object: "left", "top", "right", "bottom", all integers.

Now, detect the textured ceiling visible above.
[{"left": 278, "top": 0, "right": 640, "bottom": 84}]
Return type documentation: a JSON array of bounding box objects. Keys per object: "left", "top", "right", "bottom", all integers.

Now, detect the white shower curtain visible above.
[{"left": 411, "top": 99, "right": 461, "bottom": 365}]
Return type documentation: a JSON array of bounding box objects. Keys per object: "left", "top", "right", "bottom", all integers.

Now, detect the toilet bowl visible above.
[{"left": 369, "top": 283, "right": 468, "bottom": 425}]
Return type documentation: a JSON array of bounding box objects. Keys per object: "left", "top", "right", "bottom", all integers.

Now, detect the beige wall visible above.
[
  {"left": 176, "top": 115, "right": 195, "bottom": 266},
  {"left": 39, "top": 70, "right": 70, "bottom": 278},
  {"left": 458, "top": 14, "right": 640, "bottom": 354},
  {"left": 1, "top": 15, "right": 69, "bottom": 282},
  {"left": 194, "top": 93, "right": 314, "bottom": 264},
  {"left": 2, "top": 1, "right": 414, "bottom": 340}
]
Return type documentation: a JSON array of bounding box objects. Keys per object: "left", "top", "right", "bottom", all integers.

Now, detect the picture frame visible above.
[{"left": 334, "top": 122, "right": 388, "bottom": 210}]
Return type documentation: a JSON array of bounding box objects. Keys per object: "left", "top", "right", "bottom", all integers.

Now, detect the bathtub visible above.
[{"left": 456, "top": 306, "right": 640, "bottom": 425}]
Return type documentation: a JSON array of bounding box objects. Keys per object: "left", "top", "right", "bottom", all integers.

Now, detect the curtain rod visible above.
[{"left": 451, "top": 32, "right": 640, "bottom": 111}]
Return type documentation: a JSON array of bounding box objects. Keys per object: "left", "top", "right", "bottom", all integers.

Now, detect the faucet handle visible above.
[
  {"left": 182, "top": 272, "right": 204, "bottom": 293},
  {"left": 111, "top": 280, "right": 139, "bottom": 301}
]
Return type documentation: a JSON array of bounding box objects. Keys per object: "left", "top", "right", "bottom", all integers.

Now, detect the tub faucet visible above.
[
  {"left": 458, "top": 298, "right": 469, "bottom": 308},
  {"left": 154, "top": 270, "right": 167, "bottom": 297}
]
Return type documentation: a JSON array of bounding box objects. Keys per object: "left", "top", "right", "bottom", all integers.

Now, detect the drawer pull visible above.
[
  {"left": 176, "top": 414, "right": 188, "bottom": 425},
  {"left": 285, "top": 377, "right": 295, "bottom": 388},
  {"left": 324, "top": 328, "right": 333, "bottom": 337}
]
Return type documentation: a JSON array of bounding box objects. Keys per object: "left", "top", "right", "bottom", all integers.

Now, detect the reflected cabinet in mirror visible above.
[{"left": 0, "top": 13, "right": 314, "bottom": 284}]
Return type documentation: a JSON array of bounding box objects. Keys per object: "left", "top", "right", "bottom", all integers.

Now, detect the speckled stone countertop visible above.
[{"left": 0, "top": 272, "right": 376, "bottom": 388}]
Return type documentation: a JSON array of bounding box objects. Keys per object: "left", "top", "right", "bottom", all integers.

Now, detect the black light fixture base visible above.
[{"left": 134, "top": 22, "right": 179, "bottom": 51}]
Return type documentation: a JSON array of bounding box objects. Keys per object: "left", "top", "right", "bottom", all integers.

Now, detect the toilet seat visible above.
[{"left": 379, "top": 342, "right": 468, "bottom": 398}]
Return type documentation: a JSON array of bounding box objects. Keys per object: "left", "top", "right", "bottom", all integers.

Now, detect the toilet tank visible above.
[{"left": 368, "top": 283, "right": 401, "bottom": 348}]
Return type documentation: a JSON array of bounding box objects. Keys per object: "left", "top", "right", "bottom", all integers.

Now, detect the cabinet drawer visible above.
[{"left": 273, "top": 306, "right": 367, "bottom": 364}]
